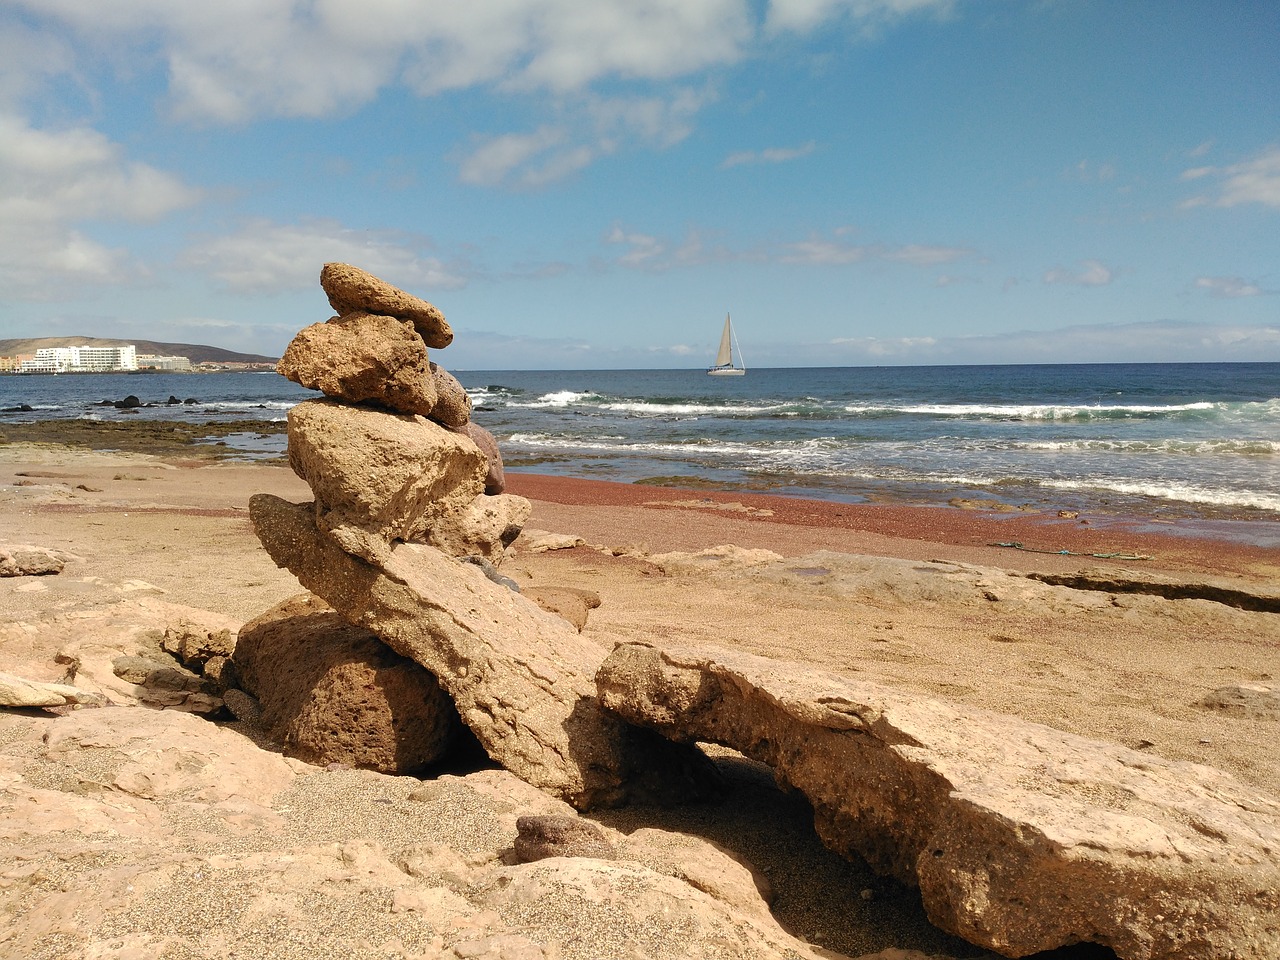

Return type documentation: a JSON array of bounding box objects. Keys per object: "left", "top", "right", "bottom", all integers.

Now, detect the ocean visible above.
[{"left": 2, "top": 363, "right": 1278, "bottom": 523}]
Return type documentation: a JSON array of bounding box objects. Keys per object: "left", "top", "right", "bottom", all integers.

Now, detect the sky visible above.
[{"left": 0, "top": 0, "right": 1277, "bottom": 369}]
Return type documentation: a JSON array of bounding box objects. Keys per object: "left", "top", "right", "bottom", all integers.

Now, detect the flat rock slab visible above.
[
  {"left": 249, "top": 494, "right": 714, "bottom": 809},
  {"left": 596, "top": 641, "right": 1280, "bottom": 960}
]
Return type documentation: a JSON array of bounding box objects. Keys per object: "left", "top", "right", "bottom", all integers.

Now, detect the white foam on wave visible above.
[
  {"left": 844, "top": 401, "right": 1222, "bottom": 419},
  {"left": 1041, "top": 477, "right": 1280, "bottom": 513},
  {"left": 1018, "top": 438, "right": 1280, "bottom": 456}
]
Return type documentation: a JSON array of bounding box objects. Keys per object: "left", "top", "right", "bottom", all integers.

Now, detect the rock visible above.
[
  {"left": 458, "top": 420, "right": 505, "bottom": 494},
  {"left": 0, "top": 671, "right": 105, "bottom": 708},
  {"left": 234, "top": 593, "right": 460, "bottom": 774},
  {"left": 111, "top": 655, "right": 207, "bottom": 692},
  {"left": 596, "top": 641, "right": 1280, "bottom": 960},
  {"left": 514, "top": 814, "right": 617, "bottom": 862},
  {"left": 517, "top": 529, "right": 586, "bottom": 553},
  {"left": 523, "top": 586, "right": 601, "bottom": 632},
  {"left": 0, "top": 598, "right": 238, "bottom": 714},
  {"left": 287, "top": 398, "right": 486, "bottom": 548},
  {"left": 622, "top": 827, "right": 774, "bottom": 917},
  {"left": 426, "top": 493, "right": 531, "bottom": 566},
  {"left": 429, "top": 362, "right": 472, "bottom": 427},
  {"left": 160, "top": 621, "right": 237, "bottom": 669},
  {"left": 0, "top": 543, "right": 68, "bottom": 576},
  {"left": 461, "top": 555, "right": 520, "bottom": 591},
  {"left": 277, "top": 312, "right": 437, "bottom": 415},
  {"left": 249, "top": 493, "right": 717, "bottom": 809},
  {"left": 116, "top": 394, "right": 142, "bottom": 409},
  {"left": 320, "top": 262, "right": 453, "bottom": 348},
  {"left": 1201, "top": 682, "right": 1280, "bottom": 719},
  {"left": 201, "top": 654, "right": 238, "bottom": 694},
  {"left": 40, "top": 705, "right": 297, "bottom": 810}
]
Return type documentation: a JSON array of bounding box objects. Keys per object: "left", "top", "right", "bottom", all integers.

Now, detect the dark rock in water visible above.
[
  {"left": 115, "top": 395, "right": 143, "bottom": 409},
  {"left": 184, "top": 398, "right": 199, "bottom": 405},
  {"left": 3, "top": 404, "right": 34, "bottom": 412},
  {"left": 167, "top": 395, "right": 181, "bottom": 405}
]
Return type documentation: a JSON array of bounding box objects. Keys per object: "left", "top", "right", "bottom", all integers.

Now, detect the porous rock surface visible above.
[
  {"left": 596, "top": 641, "right": 1280, "bottom": 960},
  {"left": 424, "top": 492, "right": 531, "bottom": 566},
  {"left": 429, "top": 361, "right": 472, "bottom": 427},
  {"left": 249, "top": 493, "right": 716, "bottom": 810},
  {"left": 234, "top": 593, "right": 460, "bottom": 774},
  {"left": 320, "top": 262, "right": 453, "bottom": 348},
  {"left": 287, "top": 398, "right": 486, "bottom": 547},
  {"left": 276, "top": 311, "right": 436, "bottom": 415}
]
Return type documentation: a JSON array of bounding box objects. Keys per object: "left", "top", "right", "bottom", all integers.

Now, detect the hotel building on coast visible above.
[{"left": 7, "top": 345, "right": 194, "bottom": 374}]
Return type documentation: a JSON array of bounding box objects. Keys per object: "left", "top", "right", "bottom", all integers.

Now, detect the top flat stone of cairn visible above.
[{"left": 320, "top": 262, "right": 453, "bottom": 349}]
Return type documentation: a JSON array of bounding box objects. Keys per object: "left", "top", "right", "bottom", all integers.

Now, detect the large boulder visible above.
[
  {"left": 596, "top": 641, "right": 1280, "bottom": 960},
  {"left": 249, "top": 493, "right": 716, "bottom": 809},
  {"left": 1, "top": 543, "right": 69, "bottom": 576},
  {"left": 277, "top": 312, "right": 436, "bottom": 415},
  {"left": 287, "top": 398, "right": 486, "bottom": 549},
  {"left": 320, "top": 262, "right": 453, "bottom": 348},
  {"left": 234, "top": 594, "right": 459, "bottom": 774}
]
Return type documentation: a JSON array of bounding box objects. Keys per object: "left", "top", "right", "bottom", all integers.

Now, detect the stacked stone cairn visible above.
[{"left": 237, "top": 263, "right": 714, "bottom": 808}]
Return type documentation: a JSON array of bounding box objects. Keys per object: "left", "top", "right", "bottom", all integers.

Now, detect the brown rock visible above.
[
  {"left": 287, "top": 398, "right": 486, "bottom": 548},
  {"left": 596, "top": 641, "right": 1280, "bottom": 960},
  {"left": 276, "top": 312, "right": 437, "bottom": 415},
  {"left": 514, "top": 814, "right": 617, "bottom": 862},
  {"left": 234, "top": 593, "right": 459, "bottom": 774},
  {"left": 0, "top": 543, "right": 68, "bottom": 576},
  {"left": 249, "top": 494, "right": 717, "bottom": 809},
  {"left": 0, "top": 671, "right": 105, "bottom": 708},
  {"left": 457, "top": 420, "right": 505, "bottom": 494},
  {"left": 429, "top": 361, "right": 471, "bottom": 427},
  {"left": 320, "top": 262, "right": 453, "bottom": 348},
  {"left": 426, "top": 493, "right": 531, "bottom": 567}
]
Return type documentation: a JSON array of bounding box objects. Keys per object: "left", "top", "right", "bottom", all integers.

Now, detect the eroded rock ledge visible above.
[{"left": 596, "top": 640, "right": 1280, "bottom": 960}]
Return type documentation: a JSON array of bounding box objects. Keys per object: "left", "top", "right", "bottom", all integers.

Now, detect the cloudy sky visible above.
[{"left": 1, "top": 0, "right": 1277, "bottom": 368}]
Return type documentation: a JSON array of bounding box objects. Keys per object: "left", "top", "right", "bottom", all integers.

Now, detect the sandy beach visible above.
[{"left": 2, "top": 442, "right": 1278, "bottom": 960}]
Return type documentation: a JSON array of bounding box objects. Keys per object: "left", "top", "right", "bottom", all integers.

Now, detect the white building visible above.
[
  {"left": 136, "top": 354, "right": 193, "bottom": 372},
  {"left": 19, "top": 345, "right": 138, "bottom": 373}
]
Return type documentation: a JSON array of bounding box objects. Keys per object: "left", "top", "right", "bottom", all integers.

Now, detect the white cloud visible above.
[
  {"left": 456, "top": 87, "right": 713, "bottom": 188},
  {"left": 765, "top": 0, "right": 955, "bottom": 35},
  {"left": 1194, "top": 276, "right": 1265, "bottom": 299},
  {"left": 179, "top": 218, "right": 470, "bottom": 294},
  {"left": 1042, "top": 259, "right": 1114, "bottom": 287},
  {"left": 0, "top": 113, "right": 201, "bottom": 299},
  {"left": 781, "top": 233, "right": 973, "bottom": 266},
  {"left": 1180, "top": 145, "right": 1280, "bottom": 210},
  {"left": 11, "top": 0, "right": 750, "bottom": 122},
  {"left": 721, "top": 140, "right": 816, "bottom": 169}
]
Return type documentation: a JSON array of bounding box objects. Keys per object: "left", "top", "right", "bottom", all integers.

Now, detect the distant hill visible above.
[{"left": 0, "top": 337, "right": 278, "bottom": 364}]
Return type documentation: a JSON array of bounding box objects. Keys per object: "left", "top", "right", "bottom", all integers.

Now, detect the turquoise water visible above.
[{"left": 3, "top": 363, "right": 1278, "bottom": 520}]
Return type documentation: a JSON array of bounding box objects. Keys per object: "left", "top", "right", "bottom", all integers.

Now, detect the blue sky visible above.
[{"left": 1, "top": 0, "right": 1277, "bottom": 368}]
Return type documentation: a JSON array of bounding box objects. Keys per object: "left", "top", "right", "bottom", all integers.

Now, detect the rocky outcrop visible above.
[
  {"left": 0, "top": 672, "right": 105, "bottom": 708},
  {"left": 424, "top": 492, "right": 532, "bottom": 565},
  {"left": 250, "top": 493, "right": 716, "bottom": 809},
  {"left": 596, "top": 641, "right": 1280, "bottom": 960},
  {"left": 234, "top": 594, "right": 460, "bottom": 774},
  {"left": 1, "top": 543, "right": 70, "bottom": 576},
  {"left": 277, "top": 311, "right": 436, "bottom": 415},
  {"left": 320, "top": 262, "right": 454, "bottom": 348}
]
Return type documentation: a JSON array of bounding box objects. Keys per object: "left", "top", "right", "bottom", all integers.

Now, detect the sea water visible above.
[{"left": 2, "top": 363, "right": 1278, "bottom": 521}]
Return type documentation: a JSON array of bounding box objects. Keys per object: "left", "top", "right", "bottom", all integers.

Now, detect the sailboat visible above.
[{"left": 706, "top": 313, "right": 746, "bottom": 376}]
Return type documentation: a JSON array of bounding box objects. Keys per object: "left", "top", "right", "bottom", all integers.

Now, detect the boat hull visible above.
[{"left": 707, "top": 367, "right": 745, "bottom": 376}]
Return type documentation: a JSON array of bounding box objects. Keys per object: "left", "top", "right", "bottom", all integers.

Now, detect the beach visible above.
[{"left": 2, "top": 441, "right": 1279, "bottom": 959}]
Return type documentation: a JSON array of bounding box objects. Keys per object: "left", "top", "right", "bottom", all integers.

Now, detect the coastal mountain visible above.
[{"left": 0, "top": 337, "right": 277, "bottom": 364}]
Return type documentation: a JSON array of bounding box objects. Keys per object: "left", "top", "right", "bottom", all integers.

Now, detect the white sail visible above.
[{"left": 707, "top": 313, "right": 746, "bottom": 376}]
